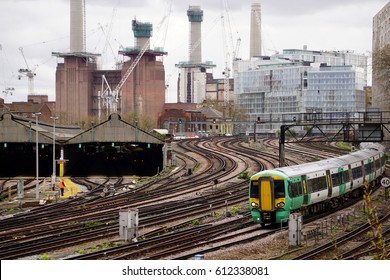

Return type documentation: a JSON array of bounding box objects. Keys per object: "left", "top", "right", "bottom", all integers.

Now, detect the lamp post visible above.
[
  {"left": 50, "top": 116, "right": 59, "bottom": 190},
  {"left": 33, "top": 112, "right": 41, "bottom": 199}
]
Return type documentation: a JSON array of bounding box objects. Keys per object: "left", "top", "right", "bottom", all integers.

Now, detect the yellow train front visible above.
[{"left": 249, "top": 170, "right": 290, "bottom": 226}]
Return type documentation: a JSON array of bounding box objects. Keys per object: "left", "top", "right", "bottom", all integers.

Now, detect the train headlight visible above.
[
  {"left": 276, "top": 202, "right": 285, "bottom": 208},
  {"left": 251, "top": 202, "right": 258, "bottom": 208}
]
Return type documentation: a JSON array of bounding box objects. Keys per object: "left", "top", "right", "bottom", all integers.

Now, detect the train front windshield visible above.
[
  {"left": 250, "top": 179, "right": 285, "bottom": 198},
  {"left": 250, "top": 180, "right": 259, "bottom": 198},
  {"left": 274, "top": 180, "right": 285, "bottom": 198}
]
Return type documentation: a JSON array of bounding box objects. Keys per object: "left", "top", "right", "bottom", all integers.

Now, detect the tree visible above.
[{"left": 120, "top": 111, "right": 156, "bottom": 132}]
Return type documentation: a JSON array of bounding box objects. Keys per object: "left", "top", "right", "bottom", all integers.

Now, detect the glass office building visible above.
[
  {"left": 234, "top": 48, "right": 368, "bottom": 134},
  {"left": 305, "top": 65, "right": 366, "bottom": 113}
]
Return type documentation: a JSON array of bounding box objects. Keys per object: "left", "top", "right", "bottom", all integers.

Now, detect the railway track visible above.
[
  {"left": 291, "top": 212, "right": 390, "bottom": 260},
  {"left": 0, "top": 137, "right": 387, "bottom": 260}
]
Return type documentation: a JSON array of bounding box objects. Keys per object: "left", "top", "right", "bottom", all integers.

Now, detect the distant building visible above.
[
  {"left": 234, "top": 48, "right": 368, "bottom": 134},
  {"left": 158, "top": 103, "right": 233, "bottom": 136},
  {"left": 305, "top": 65, "right": 366, "bottom": 113},
  {"left": 205, "top": 74, "right": 234, "bottom": 104},
  {"left": 158, "top": 103, "right": 207, "bottom": 135},
  {"left": 53, "top": 1, "right": 167, "bottom": 125},
  {"left": 1, "top": 95, "right": 53, "bottom": 123}
]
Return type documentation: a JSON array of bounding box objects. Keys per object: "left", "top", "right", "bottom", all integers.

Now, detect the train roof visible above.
[{"left": 273, "top": 144, "right": 384, "bottom": 178}]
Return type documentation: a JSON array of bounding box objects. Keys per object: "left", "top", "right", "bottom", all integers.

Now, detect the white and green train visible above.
[{"left": 249, "top": 143, "right": 387, "bottom": 225}]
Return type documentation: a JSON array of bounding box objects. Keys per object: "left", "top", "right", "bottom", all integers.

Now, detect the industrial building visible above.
[{"left": 53, "top": 0, "right": 166, "bottom": 125}]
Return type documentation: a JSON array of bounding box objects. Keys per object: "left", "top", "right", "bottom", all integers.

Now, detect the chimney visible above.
[
  {"left": 250, "top": 3, "right": 262, "bottom": 58},
  {"left": 132, "top": 19, "right": 153, "bottom": 50},
  {"left": 187, "top": 6, "right": 203, "bottom": 64},
  {"left": 70, "top": 0, "right": 85, "bottom": 52}
]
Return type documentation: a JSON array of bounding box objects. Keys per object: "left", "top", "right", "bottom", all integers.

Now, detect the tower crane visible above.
[
  {"left": 220, "top": 0, "right": 240, "bottom": 108},
  {"left": 18, "top": 47, "right": 37, "bottom": 95},
  {"left": 99, "top": 5, "right": 120, "bottom": 70},
  {"left": 221, "top": 14, "right": 230, "bottom": 108}
]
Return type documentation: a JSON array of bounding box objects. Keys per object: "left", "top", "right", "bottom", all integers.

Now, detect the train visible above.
[{"left": 249, "top": 143, "right": 387, "bottom": 225}]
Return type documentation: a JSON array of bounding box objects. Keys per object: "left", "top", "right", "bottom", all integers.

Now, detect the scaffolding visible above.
[{"left": 132, "top": 20, "right": 153, "bottom": 38}]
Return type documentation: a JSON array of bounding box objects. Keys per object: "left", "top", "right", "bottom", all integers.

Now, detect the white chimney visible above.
[
  {"left": 250, "top": 3, "right": 262, "bottom": 58},
  {"left": 187, "top": 6, "right": 203, "bottom": 64},
  {"left": 70, "top": 0, "right": 85, "bottom": 52}
]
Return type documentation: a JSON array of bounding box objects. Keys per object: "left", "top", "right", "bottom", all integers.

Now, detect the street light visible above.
[
  {"left": 50, "top": 116, "right": 59, "bottom": 190},
  {"left": 32, "top": 112, "right": 41, "bottom": 199}
]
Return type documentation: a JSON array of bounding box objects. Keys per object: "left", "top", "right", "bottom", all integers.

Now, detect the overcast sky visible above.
[{"left": 0, "top": 0, "right": 388, "bottom": 103}]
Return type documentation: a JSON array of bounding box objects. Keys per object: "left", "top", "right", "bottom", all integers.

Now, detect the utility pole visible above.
[
  {"left": 51, "top": 116, "right": 59, "bottom": 190},
  {"left": 33, "top": 112, "right": 41, "bottom": 199}
]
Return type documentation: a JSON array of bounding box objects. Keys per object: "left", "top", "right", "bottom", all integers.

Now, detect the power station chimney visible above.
[
  {"left": 187, "top": 6, "right": 203, "bottom": 64},
  {"left": 250, "top": 3, "right": 262, "bottom": 58},
  {"left": 132, "top": 19, "right": 153, "bottom": 50},
  {"left": 70, "top": 0, "right": 85, "bottom": 52}
]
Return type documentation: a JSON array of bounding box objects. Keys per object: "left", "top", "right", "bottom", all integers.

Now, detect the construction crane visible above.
[
  {"left": 18, "top": 47, "right": 37, "bottom": 95},
  {"left": 221, "top": 14, "right": 230, "bottom": 108},
  {"left": 2, "top": 87, "right": 14, "bottom": 102},
  {"left": 99, "top": 5, "right": 120, "bottom": 70},
  {"left": 220, "top": 0, "right": 240, "bottom": 108},
  {"left": 223, "top": 0, "right": 240, "bottom": 61}
]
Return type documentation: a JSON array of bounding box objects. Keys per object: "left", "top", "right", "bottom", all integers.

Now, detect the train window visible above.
[
  {"left": 364, "top": 162, "right": 371, "bottom": 175},
  {"left": 288, "top": 181, "right": 302, "bottom": 198},
  {"left": 307, "top": 176, "right": 327, "bottom": 193},
  {"left": 343, "top": 170, "right": 350, "bottom": 183},
  {"left": 250, "top": 180, "right": 259, "bottom": 198},
  {"left": 381, "top": 155, "right": 387, "bottom": 167},
  {"left": 375, "top": 159, "right": 380, "bottom": 171},
  {"left": 352, "top": 166, "right": 363, "bottom": 179},
  {"left": 274, "top": 180, "right": 285, "bottom": 198},
  {"left": 331, "top": 172, "right": 342, "bottom": 186}
]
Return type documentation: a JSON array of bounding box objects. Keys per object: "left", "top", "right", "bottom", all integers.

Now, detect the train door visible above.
[
  {"left": 259, "top": 177, "right": 274, "bottom": 211},
  {"left": 348, "top": 164, "right": 353, "bottom": 191},
  {"left": 367, "top": 158, "right": 373, "bottom": 183},
  {"left": 302, "top": 175, "right": 309, "bottom": 205},
  {"left": 326, "top": 170, "right": 332, "bottom": 198},
  {"left": 338, "top": 167, "right": 346, "bottom": 195}
]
